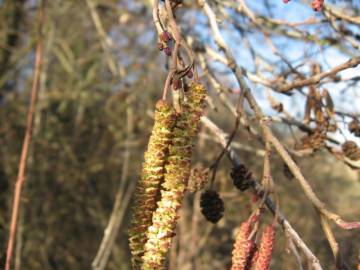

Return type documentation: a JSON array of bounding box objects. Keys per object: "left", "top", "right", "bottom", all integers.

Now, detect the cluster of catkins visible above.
[
  {"left": 129, "top": 83, "right": 206, "bottom": 269},
  {"left": 283, "top": 0, "right": 325, "bottom": 11},
  {"left": 231, "top": 217, "right": 276, "bottom": 270}
]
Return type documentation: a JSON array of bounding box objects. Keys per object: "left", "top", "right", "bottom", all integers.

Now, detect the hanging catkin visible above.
[
  {"left": 231, "top": 221, "right": 254, "bottom": 270},
  {"left": 129, "top": 100, "right": 176, "bottom": 269},
  {"left": 141, "top": 83, "right": 206, "bottom": 269},
  {"left": 254, "top": 225, "right": 276, "bottom": 270}
]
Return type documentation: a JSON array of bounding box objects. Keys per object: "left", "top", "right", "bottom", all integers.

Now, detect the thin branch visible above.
[
  {"left": 92, "top": 101, "right": 135, "bottom": 270},
  {"left": 201, "top": 116, "right": 323, "bottom": 270},
  {"left": 276, "top": 56, "right": 360, "bottom": 93},
  {"left": 198, "top": 0, "right": 360, "bottom": 231},
  {"left": 5, "top": 2, "right": 46, "bottom": 270}
]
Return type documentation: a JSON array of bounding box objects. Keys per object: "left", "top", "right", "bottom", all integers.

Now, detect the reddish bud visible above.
[
  {"left": 164, "top": 47, "right": 172, "bottom": 56},
  {"left": 187, "top": 70, "right": 193, "bottom": 78},
  {"left": 157, "top": 42, "right": 164, "bottom": 51},
  {"left": 311, "top": 0, "right": 324, "bottom": 11},
  {"left": 160, "top": 31, "right": 172, "bottom": 43},
  {"left": 283, "top": 0, "right": 290, "bottom": 3},
  {"left": 172, "top": 79, "right": 180, "bottom": 90},
  {"left": 251, "top": 194, "right": 259, "bottom": 204}
]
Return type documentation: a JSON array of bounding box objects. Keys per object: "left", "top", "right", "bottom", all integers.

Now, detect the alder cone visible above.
[
  {"left": 200, "top": 190, "right": 224, "bottom": 223},
  {"left": 129, "top": 100, "right": 176, "bottom": 269},
  {"left": 348, "top": 119, "right": 360, "bottom": 137},
  {"left": 141, "top": 83, "right": 206, "bottom": 269},
  {"left": 254, "top": 225, "right": 276, "bottom": 270},
  {"left": 342, "top": 141, "right": 360, "bottom": 161},
  {"left": 231, "top": 164, "right": 252, "bottom": 191}
]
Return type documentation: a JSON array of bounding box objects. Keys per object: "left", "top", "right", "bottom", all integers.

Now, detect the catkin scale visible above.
[
  {"left": 129, "top": 100, "right": 176, "bottom": 269},
  {"left": 141, "top": 83, "right": 206, "bottom": 270},
  {"left": 254, "top": 225, "right": 276, "bottom": 270}
]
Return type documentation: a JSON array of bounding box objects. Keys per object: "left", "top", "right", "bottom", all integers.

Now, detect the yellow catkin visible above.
[
  {"left": 141, "top": 83, "right": 206, "bottom": 270},
  {"left": 129, "top": 100, "right": 176, "bottom": 269}
]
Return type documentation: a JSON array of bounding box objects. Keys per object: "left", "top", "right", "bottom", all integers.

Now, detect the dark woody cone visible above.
[
  {"left": 200, "top": 190, "right": 224, "bottom": 223},
  {"left": 231, "top": 164, "right": 252, "bottom": 191}
]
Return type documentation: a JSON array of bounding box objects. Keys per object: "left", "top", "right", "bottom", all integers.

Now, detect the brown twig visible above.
[
  {"left": 201, "top": 116, "right": 323, "bottom": 270},
  {"left": 4, "top": 1, "right": 46, "bottom": 270},
  {"left": 318, "top": 212, "right": 350, "bottom": 270},
  {"left": 276, "top": 56, "right": 360, "bottom": 93},
  {"left": 198, "top": 0, "right": 360, "bottom": 231}
]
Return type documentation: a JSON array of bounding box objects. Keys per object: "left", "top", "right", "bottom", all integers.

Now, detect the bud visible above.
[
  {"left": 311, "top": 0, "right": 324, "bottom": 11},
  {"left": 157, "top": 42, "right": 164, "bottom": 51},
  {"left": 172, "top": 79, "right": 180, "bottom": 90},
  {"left": 164, "top": 47, "right": 172, "bottom": 56},
  {"left": 160, "top": 30, "right": 172, "bottom": 43},
  {"left": 187, "top": 69, "right": 193, "bottom": 78}
]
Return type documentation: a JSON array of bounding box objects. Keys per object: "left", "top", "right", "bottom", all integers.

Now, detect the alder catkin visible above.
[
  {"left": 231, "top": 221, "right": 254, "bottom": 270},
  {"left": 128, "top": 100, "right": 176, "bottom": 269},
  {"left": 254, "top": 225, "right": 276, "bottom": 270},
  {"left": 141, "top": 83, "right": 206, "bottom": 269}
]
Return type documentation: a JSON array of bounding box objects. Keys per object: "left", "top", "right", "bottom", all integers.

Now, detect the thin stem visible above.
[{"left": 5, "top": 1, "right": 46, "bottom": 270}]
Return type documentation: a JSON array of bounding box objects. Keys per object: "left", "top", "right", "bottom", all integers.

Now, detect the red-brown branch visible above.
[{"left": 4, "top": 2, "right": 46, "bottom": 270}]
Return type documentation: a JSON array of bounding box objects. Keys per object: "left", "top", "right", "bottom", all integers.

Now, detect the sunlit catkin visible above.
[
  {"left": 129, "top": 100, "right": 176, "bottom": 269},
  {"left": 231, "top": 221, "right": 254, "bottom": 270},
  {"left": 141, "top": 83, "right": 206, "bottom": 269},
  {"left": 254, "top": 225, "right": 276, "bottom": 270}
]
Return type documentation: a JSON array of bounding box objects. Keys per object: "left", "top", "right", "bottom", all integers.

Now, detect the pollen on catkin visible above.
[
  {"left": 141, "top": 83, "right": 206, "bottom": 270},
  {"left": 231, "top": 221, "right": 254, "bottom": 270},
  {"left": 254, "top": 225, "right": 276, "bottom": 270},
  {"left": 128, "top": 100, "right": 176, "bottom": 269}
]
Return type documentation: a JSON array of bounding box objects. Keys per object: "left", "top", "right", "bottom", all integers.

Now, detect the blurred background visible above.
[{"left": 0, "top": 0, "right": 359, "bottom": 269}]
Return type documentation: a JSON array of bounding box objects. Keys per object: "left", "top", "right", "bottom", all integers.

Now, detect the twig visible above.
[
  {"left": 318, "top": 212, "right": 349, "bottom": 270},
  {"left": 198, "top": 0, "right": 360, "bottom": 231},
  {"left": 92, "top": 101, "right": 135, "bottom": 270},
  {"left": 86, "top": 0, "right": 118, "bottom": 77},
  {"left": 276, "top": 56, "right": 360, "bottom": 93},
  {"left": 201, "top": 116, "right": 323, "bottom": 270},
  {"left": 4, "top": 2, "right": 46, "bottom": 270},
  {"left": 286, "top": 233, "right": 305, "bottom": 270}
]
